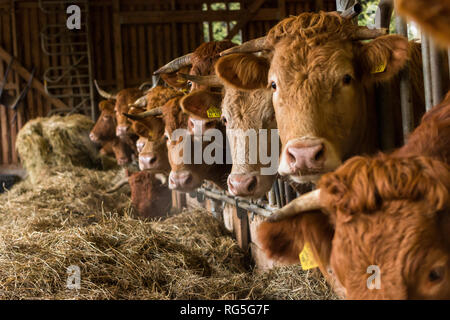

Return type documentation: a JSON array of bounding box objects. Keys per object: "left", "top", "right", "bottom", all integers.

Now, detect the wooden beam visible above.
[
  {"left": 113, "top": 0, "right": 125, "bottom": 89},
  {"left": 226, "top": 0, "right": 266, "bottom": 40},
  {"left": 0, "top": 46, "right": 69, "bottom": 111},
  {"left": 119, "top": 8, "right": 280, "bottom": 25}
]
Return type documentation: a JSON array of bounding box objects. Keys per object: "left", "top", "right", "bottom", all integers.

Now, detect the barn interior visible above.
[{"left": 0, "top": 0, "right": 448, "bottom": 300}]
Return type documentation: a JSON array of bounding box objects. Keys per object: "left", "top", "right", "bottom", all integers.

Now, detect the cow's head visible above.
[
  {"left": 90, "top": 100, "right": 116, "bottom": 143},
  {"left": 180, "top": 70, "right": 278, "bottom": 198},
  {"left": 260, "top": 155, "right": 450, "bottom": 299},
  {"left": 99, "top": 137, "right": 134, "bottom": 166},
  {"left": 129, "top": 171, "right": 172, "bottom": 220},
  {"left": 154, "top": 40, "right": 236, "bottom": 92},
  {"left": 219, "top": 12, "right": 411, "bottom": 183}
]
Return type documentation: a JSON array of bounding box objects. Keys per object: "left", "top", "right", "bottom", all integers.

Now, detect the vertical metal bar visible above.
[
  {"left": 86, "top": 2, "right": 97, "bottom": 121},
  {"left": 421, "top": 34, "right": 433, "bottom": 111},
  {"left": 336, "top": 0, "right": 356, "bottom": 13},
  {"left": 268, "top": 188, "right": 276, "bottom": 207},
  {"left": 278, "top": 179, "right": 285, "bottom": 207},
  {"left": 429, "top": 38, "right": 445, "bottom": 105},
  {"left": 284, "top": 181, "right": 292, "bottom": 204},
  {"left": 395, "top": 15, "right": 414, "bottom": 141},
  {"left": 375, "top": 0, "right": 395, "bottom": 150},
  {"left": 273, "top": 180, "right": 281, "bottom": 209}
]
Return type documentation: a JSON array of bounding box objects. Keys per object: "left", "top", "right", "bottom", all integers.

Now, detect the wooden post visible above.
[{"left": 113, "top": 0, "right": 125, "bottom": 89}]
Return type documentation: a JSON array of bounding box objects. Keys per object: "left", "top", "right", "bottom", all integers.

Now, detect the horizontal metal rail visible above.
[{"left": 196, "top": 187, "right": 276, "bottom": 218}]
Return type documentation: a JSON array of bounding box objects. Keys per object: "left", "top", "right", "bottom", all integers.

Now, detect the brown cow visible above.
[
  {"left": 132, "top": 96, "right": 231, "bottom": 192},
  {"left": 179, "top": 69, "right": 278, "bottom": 198},
  {"left": 257, "top": 94, "right": 450, "bottom": 299},
  {"left": 129, "top": 170, "right": 172, "bottom": 220},
  {"left": 125, "top": 85, "right": 182, "bottom": 171},
  {"left": 89, "top": 100, "right": 133, "bottom": 165},
  {"left": 155, "top": 41, "right": 237, "bottom": 138},
  {"left": 218, "top": 12, "right": 425, "bottom": 184}
]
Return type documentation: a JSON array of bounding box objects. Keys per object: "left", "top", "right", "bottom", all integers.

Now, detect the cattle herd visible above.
[{"left": 87, "top": 1, "right": 450, "bottom": 299}]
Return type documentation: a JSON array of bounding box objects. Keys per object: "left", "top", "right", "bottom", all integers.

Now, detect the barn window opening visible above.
[{"left": 202, "top": 2, "right": 242, "bottom": 44}]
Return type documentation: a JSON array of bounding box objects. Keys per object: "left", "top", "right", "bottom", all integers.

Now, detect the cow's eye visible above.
[
  {"left": 221, "top": 116, "right": 227, "bottom": 126},
  {"left": 187, "top": 81, "right": 192, "bottom": 89},
  {"left": 271, "top": 81, "right": 277, "bottom": 91},
  {"left": 428, "top": 267, "right": 445, "bottom": 282},
  {"left": 342, "top": 74, "right": 353, "bottom": 85}
]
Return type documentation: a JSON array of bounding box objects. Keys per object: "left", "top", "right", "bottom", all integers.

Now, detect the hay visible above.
[
  {"left": 0, "top": 166, "right": 337, "bottom": 300},
  {"left": 16, "top": 114, "right": 103, "bottom": 183}
]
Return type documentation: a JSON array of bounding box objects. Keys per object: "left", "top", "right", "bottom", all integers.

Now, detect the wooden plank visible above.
[
  {"left": 119, "top": 8, "right": 281, "bottom": 24},
  {"left": 232, "top": 206, "right": 250, "bottom": 252},
  {"left": 0, "top": 46, "right": 69, "bottom": 111},
  {"left": 226, "top": 0, "right": 266, "bottom": 40},
  {"left": 112, "top": 0, "right": 125, "bottom": 89}
]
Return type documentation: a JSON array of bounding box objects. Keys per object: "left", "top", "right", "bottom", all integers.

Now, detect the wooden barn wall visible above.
[{"left": 0, "top": 0, "right": 334, "bottom": 167}]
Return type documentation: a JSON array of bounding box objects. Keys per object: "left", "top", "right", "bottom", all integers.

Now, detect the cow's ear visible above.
[
  {"left": 359, "top": 35, "right": 410, "bottom": 83},
  {"left": 257, "top": 212, "right": 333, "bottom": 271},
  {"left": 180, "top": 89, "right": 222, "bottom": 120},
  {"left": 160, "top": 66, "right": 191, "bottom": 89},
  {"left": 99, "top": 100, "right": 114, "bottom": 113},
  {"left": 215, "top": 53, "right": 269, "bottom": 90}
]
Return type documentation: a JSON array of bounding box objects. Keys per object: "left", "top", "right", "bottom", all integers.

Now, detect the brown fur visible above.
[
  {"left": 161, "top": 97, "right": 231, "bottom": 191},
  {"left": 219, "top": 12, "right": 425, "bottom": 182},
  {"left": 114, "top": 88, "right": 144, "bottom": 130},
  {"left": 396, "top": 0, "right": 450, "bottom": 47},
  {"left": 91, "top": 100, "right": 116, "bottom": 142},
  {"left": 128, "top": 171, "right": 172, "bottom": 220},
  {"left": 99, "top": 137, "right": 134, "bottom": 165},
  {"left": 258, "top": 92, "right": 450, "bottom": 299}
]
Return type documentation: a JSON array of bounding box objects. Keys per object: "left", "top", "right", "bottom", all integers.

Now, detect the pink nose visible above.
[
  {"left": 286, "top": 142, "right": 325, "bottom": 173},
  {"left": 228, "top": 174, "right": 258, "bottom": 196},
  {"left": 169, "top": 171, "right": 194, "bottom": 190},
  {"left": 139, "top": 154, "right": 158, "bottom": 170},
  {"left": 116, "top": 126, "right": 127, "bottom": 137},
  {"left": 89, "top": 132, "right": 99, "bottom": 143}
]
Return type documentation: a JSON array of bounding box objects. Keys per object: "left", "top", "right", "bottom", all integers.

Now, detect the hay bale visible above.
[
  {"left": 0, "top": 166, "right": 338, "bottom": 300},
  {"left": 16, "top": 114, "right": 101, "bottom": 183}
]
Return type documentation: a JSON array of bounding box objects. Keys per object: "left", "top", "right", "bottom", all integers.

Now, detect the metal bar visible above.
[
  {"left": 278, "top": 179, "right": 285, "bottom": 207},
  {"left": 273, "top": 180, "right": 281, "bottom": 208},
  {"left": 340, "top": 3, "right": 362, "bottom": 19},
  {"left": 375, "top": 0, "right": 396, "bottom": 150},
  {"left": 197, "top": 187, "right": 274, "bottom": 217},
  {"left": 421, "top": 34, "right": 433, "bottom": 111},
  {"left": 429, "top": 38, "right": 445, "bottom": 105},
  {"left": 395, "top": 15, "right": 414, "bottom": 141}
]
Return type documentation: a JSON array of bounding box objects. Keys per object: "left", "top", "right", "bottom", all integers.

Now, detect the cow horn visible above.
[
  {"left": 94, "top": 80, "right": 117, "bottom": 100},
  {"left": 179, "top": 73, "right": 223, "bottom": 87},
  {"left": 139, "top": 81, "right": 153, "bottom": 91},
  {"left": 129, "top": 96, "right": 148, "bottom": 108},
  {"left": 220, "top": 37, "right": 269, "bottom": 56},
  {"left": 153, "top": 53, "right": 193, "bottom": 75},
  {"left": 122, "top": 107, "right": 163, "bottom": 120},
  {"left": 352, "top": 27, "right": 388, "bottom": 40},
  {"left": 267, "top": 189, "right": 322, "bottom": 222},
  {"left": 106, "top": 177, "right": 129, "bottom": 193}
]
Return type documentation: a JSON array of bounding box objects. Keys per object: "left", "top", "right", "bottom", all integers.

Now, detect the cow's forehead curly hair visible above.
[
  {"left": 318, "top": 155, "right": 450, "bottom": 217},
  {"left": 191, "top": 40, "right": 236, "bottom": 75},
  {"left": 266, "top": 11, "right": 359, "bottom": 47},
  {"left": 146, "top": 86, "right": 180, "bottom": 109}
]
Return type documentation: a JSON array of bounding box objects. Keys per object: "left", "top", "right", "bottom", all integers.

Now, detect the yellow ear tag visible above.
[
  {"left": 177, "top": 79, "right": 186, "bottom": 83},
  {"left": 299, "top": 242, "right": 319, "bottom": 270},
  {"left": 207, "top": 106, "right": 221, "bottom": 119},
  {"left": 371, "top": 61, "right": 387, "bottom": 74}
]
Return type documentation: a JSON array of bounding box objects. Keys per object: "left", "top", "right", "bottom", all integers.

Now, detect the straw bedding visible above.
[{"left": 0, "top": 114, "right": 337, "bottom": 300}]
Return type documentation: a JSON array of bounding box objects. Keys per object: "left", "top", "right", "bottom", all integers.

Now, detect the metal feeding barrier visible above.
[
  {"left": 174, "top": 0, "right": 449, "bottom": 254},
  {"left": 38, "top": 0, "right": 96, "bottom": 120}
]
